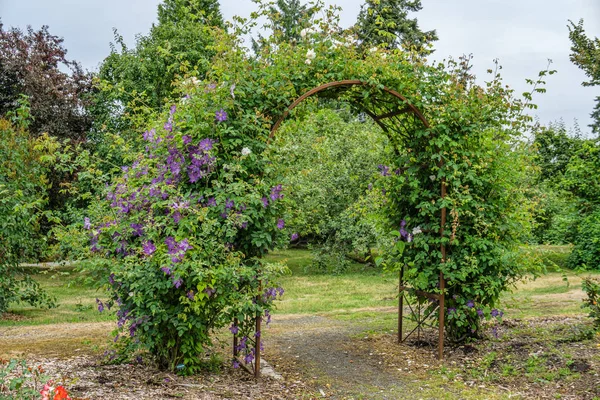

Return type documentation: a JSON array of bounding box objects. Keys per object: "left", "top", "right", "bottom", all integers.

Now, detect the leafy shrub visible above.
[
  {"left": 0, "top": 100, "right": 56, "bottom": 314},
  {"left": 87, "top": 95, "right": 289, "bottom": 373},
  {"left": 568, "top": 209, "right": 600, "bottom": 270},
  {"left": 581, "top": 277, "right": 600, "bottom": 329}
]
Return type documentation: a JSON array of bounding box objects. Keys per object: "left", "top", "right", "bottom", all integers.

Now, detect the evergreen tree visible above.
[
  {"left": 251, "top": 0, "right": 316, "bottom": 53},
  {"left": 355, "top": 0, "right": 437, "bottom": 54},
  {"left": 95, "top": 0, "right": 225, "bottom": 118},
  {"left": 568, "top": 19, "right": 600, "bottom": 135}
]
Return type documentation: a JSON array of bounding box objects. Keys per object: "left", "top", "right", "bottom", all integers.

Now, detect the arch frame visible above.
[{"left": 245, "top": 80, "right": 448, "bottom": 379}]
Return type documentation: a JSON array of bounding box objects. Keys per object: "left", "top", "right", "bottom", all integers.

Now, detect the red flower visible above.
[{"left": 53, "top": 386, "right": 71, "bottom": 400}]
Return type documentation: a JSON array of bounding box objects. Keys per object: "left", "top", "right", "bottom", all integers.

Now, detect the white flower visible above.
[
  {"left": 412, "top": 226, "right": 422, "bottom": 235},
  {"left": 300, "top": 28, "right": 308, "bottom": 39},
  {"left": 185, "top": 77, "right": 200, "bottom": 86},
  {"left": 305, "top": 58, "right": 312, "bottom": 65},
  {"left": 241, "top": 147, "right": 251, "bottom": 156},
  {"left": 381, "top": 53, "right": 387, "bottom": 60},
  {"left": 369, "top": 47, "right": 378, "bottom": 53},
  {"left": 230, "top": 83, "right": 236, "bottom": 99},
  {"left": 429, "top": 175, "right": 436, "bottom": 181},
  {"left": 306, "top": 49, "right": 316, "bottom": 60}
]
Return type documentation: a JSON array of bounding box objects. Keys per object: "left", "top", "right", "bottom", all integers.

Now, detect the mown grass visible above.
[
  {"left": 3, "top": 246, "right": 598, "bottom": 327},
  {"left": 1, "top": 267, "right": 114, "bottom": 327}
]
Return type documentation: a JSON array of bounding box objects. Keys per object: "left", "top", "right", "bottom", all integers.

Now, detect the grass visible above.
[
  {"left": 1, "top": 267, "right": 114, "bottom": 327},
  {"left": 4, "top": 247, "right": 598, "bottom": 327}
]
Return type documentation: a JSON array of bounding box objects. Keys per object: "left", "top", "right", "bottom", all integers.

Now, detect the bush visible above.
[
  {"left": 568, "top": 209, "right": 600, "bottom": 270},
  {"left": 581, "top": 277, "right": 600, "bottom": 329},
  {"left": 0, "top": 100, "right": 56, "bottom": 314}
]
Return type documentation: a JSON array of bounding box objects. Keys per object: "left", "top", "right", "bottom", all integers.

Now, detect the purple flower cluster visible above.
[
  {"left": 173, "top": 277, "right": 184, "bottom": 289},
  {"left": 378, "top": 164, "right": 390, "bottom": 176},
  {"left": 130, "top": 223, "right": 144, "bottom": 237},
  {"left": 291, "top": 233, "right": 299, "bottom": 241},
  {"left": 263, "top": 287, "right": 285, "bottom": 301},
  {"left": 142, "top": 128, "right": 157, "bottom": 142},
  {"left": 187, "top": 139, "right": 216, "bottom": 183},
  {"left": 143, "top": 241, "right": 156, "bottom": 256},
  {"left": 277, "top": 219, "right": 285, "bottom": 230},
  {"left": 270, "top": 185, "right": 284, "bottom": 201},
  {"left": 96, "top": 298, "right": 104, "bottom": 312},
  {"left": 399, "top": 220, "right": 413, "bottom": 242},
  {"left": 165, "top": 236, "right": 192, "bottom": 263}
]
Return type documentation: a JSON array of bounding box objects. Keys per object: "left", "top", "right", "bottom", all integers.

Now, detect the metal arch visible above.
[
  {"left": 248, "top": 79, "right": 447, "bottom": 379},
  {"left": 268, "top": 79, "right": 430, "bottom": 140}
]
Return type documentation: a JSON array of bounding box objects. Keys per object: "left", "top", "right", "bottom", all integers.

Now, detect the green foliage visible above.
[
  {"left": 269, "top": 107, "right": 392, "bottom": 271},
  {"left": 355, "top": 0, "right": 437, "bottom": 53},
  {"left": 568, "top": 209, "right": 600, "bottom": 270},
  {"left": 0, "top": 100, "right": 56, "bottom": 314},
  {"left": 95, "top": 0, "right": 223, "bottom": 117},
  {"left": 568, "top": 19, "right": 600, "bottom": 135},
  {"left": 581, "top": 277, "right": 600, "bottom": 329},
  {"left": 251, "top": 0, "right": 317, "bottom": 53}
]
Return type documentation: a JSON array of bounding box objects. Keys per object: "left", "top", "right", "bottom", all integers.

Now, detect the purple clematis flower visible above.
[
  {"left": 84, "top": 217, "right": 91, "bottom": 230},
  {"left": 378, "top": 164, "right": 390, "bottom": 176},
  {"left": 277, "top": 219, "right": 285, "bottom": 229},
  {"left": 229, "top": 325, "right": 239, "bottom": 335},
  {"left": 215, "top": 109, "right": 227, "bottom": 122},
  {"left": 291, "top": 233, "right": 299, "bottom": 241},
  {"left": 466, "top": 300, "right": 475, "bottom": 308},
  {"left": 143, "top": 241, "right": 156, "bottom": 256},
  {"left": 96, "top": 298, "right": 104, "bottom": 312},
  {"left": 164, "top": 121, "right": 173, "bottom": 132},
  {"left": 173, "top": 278, "right": 183, "bottom": 289}
]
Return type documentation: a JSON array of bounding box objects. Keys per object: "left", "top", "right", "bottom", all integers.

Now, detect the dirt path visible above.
[
  {"left": 263, "top": 314, "right": 412, "bottom": 399},
  {"left": 1, "top": 313, "right": 423, "bottom": 399}
]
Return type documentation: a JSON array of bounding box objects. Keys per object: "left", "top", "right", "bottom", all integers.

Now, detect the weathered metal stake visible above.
[
  {"left": 398, "top": 265, "right": 404, "bottom": 343},
  {"left": 254, "top": 314, "right": 261, "bottom": 379}
]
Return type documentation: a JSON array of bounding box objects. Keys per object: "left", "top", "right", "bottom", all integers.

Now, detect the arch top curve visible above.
[{"left": 268, "top": 79, "right": 430, "bottom": 142}]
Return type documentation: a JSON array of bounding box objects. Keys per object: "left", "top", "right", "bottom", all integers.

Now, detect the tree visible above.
[
  {"left": 568, "top": 19, "right": 600, "bottom": 135},
  {"left": 0, "top": 99, "right": 56, "bottom": 313},
  {"left": 355, "top": 0, "right": 437, "bottom": 53},
  {"left": 0, "top": 22, "right": 92, "bottom": 141},
  {"left": 95, "top": 0, "right": 224, "bottom": 117},
  {"left": 251, "top": 0, "right": 316, "bottom": 53}
]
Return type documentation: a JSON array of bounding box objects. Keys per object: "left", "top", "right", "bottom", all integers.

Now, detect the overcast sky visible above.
[{"left": 1, "top": 0, "right": 599, "bottom": 134}]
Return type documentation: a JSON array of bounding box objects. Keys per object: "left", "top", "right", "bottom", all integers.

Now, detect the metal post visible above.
[
  {"left": 398, "top": 265, "right": 404, "bottom": 343},
  {"left": 254, "top": 314, "right": 261, "bottom": 379},
  {"left": 233, "top": 318, "right": 238, "bottom": 358}
]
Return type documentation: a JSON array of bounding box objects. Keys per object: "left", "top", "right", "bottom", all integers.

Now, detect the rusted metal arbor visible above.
[{"left": 234, "top": 80, "right": 447, "bottom": 379}]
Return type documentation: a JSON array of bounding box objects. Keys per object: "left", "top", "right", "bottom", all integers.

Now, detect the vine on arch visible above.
[{"left": 83, "top": 1, "right": 540, "bottom": 373}]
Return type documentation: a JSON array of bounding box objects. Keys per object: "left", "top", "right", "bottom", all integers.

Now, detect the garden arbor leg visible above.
[
  {"left": 254, "top": 315, "right": 261, "bottom": 379},
  {"left": 398, "top": 265, "right": 404, "bottom": 344}
]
